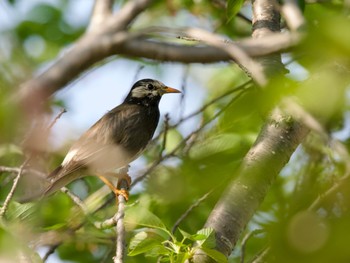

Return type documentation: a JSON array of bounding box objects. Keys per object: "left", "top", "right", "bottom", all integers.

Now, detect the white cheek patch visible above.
[
  {"left": 131, "top": 87, "right": 160, "bottom": 98},
  {"left": 131, "top": 87, "right": 149, "bottom": 98}
]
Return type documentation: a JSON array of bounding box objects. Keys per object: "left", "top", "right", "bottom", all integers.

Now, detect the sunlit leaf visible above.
[
  {"left": 227, "top": 0, "right": 244, "bottom": 20},
  {"left": 125, "top": 205, "right": 171, "bottom": 237},
  {"left": 128, "top": 231, "right": 166, "bottom": 256},
  {"left": 196, "top": 228, "right": 216, "bottom": 249},
  {"left": 200, "top": 247, "right": 228, "bottom": 263},
  {"left": 189, "top": 133, "right": 241, "bottom": 159},
  {"left": 6, "top": 202, "right": 36, "bottom": 221}
]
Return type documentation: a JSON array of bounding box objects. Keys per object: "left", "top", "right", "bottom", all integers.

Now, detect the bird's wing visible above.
[{"left": 49, "top": 104, "right": 141, "bottom": 180}]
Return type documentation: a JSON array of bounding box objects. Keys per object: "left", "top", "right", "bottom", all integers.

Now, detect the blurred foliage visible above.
[{"left": 1, "top": 0, "right": 350, "bottom": 263}]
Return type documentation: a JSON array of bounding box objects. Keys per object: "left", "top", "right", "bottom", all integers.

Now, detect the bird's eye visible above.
[{"left": 147, "top": 84, "right": 155, "bottom": 90}]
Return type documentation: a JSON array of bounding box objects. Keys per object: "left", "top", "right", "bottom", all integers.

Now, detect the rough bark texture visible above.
[
  {"left": 252, "top": 0, "right": 286, "bottom": 76},
  {"left": 192, "top": 0, "right": 308, "bottom": 261},
  {"left": 193, "top": 111, "right": 308, "bottom": 261}
]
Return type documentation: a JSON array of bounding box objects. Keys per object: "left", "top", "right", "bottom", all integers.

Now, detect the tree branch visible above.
[
  {"left": 90, "top": 0, "right": 114, "bottom": 30},
  {"left": 177, "top": 27, "right": 267, "bottom": 86},
  {"left": 114, "top": 179, "right": 128, "bottom": 263},
  {"left": 192, "top": 0, "right": 308, "bottom": 261},
  {"left": 252, "top": 0, "right": 286, "bottom": 77},
  {"left": 0, "top": 160, "right": 29, "bottom": 218},
  {"left": 17, "top": 27, "right": 300, "bottom": 113},
  {"left": 280, "top": 0, "right": 305, "bottom": 31},
  {"left": 108, "top": 0, "right": 153, "bottom": 32},
  {"left": 193, "top": 110, "right": 309, "bottom": 262}
]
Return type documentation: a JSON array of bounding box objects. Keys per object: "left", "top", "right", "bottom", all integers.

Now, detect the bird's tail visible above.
[{"left": 16, "top": 165, "right": 63, "bottom": 203}]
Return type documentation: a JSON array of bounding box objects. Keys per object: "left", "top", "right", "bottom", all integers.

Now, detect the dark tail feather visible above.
[
  {"left": 43, "top": 165, "right": 80, "bottom": 197},
  {"left": 17, "top": 165, "right": 63, "bottom": 203},
  {"left": 48, "top": 165, "right": 63, "bottom": 179}
]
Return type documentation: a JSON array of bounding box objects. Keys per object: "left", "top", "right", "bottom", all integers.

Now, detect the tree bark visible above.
[
  {"left": 193, "top": 110, "right": 308, "bottom": 261},
  {"left": 192, "top": 0, "right": 308, "bottom": 261}
]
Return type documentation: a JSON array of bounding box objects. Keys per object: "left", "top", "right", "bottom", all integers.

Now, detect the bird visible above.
[{"left": 20, "top": 79, "right": 180, "bottom": 202}]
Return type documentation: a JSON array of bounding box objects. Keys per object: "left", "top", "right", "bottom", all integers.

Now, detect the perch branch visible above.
[{"left": 114, "top": 179, "right": 129, "bottom": 263}]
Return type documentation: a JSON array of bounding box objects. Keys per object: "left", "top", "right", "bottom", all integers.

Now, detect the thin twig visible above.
[
  {"left": 308, "top": 174, "right": 350, "bottom": 211},
  {"left": 171, "top": 191, "right": 212, "bottom": 234},
  {"left": 114, "top": 179, "right": 128, "bottom": 263},
  {"left": 47, "top": 108, "right": 67, "bottom": 130},
  {"left": 0, "top": 160, "right": 30, "bottom": 218},
  {"left": 179, "top": 66, "right": 188, "bottom": 120},
  {"left": 152, "top": 81, "right": 252, "bottom": 143},
  {"left": 42, "top": 243, "right": 61, "bottom": 262},
  {"left": 240, "top": 229, "right": 265, "bottom": 263},
  {"left": 182, "top": 118, "right": 204, "bottom": 155},
  {"left": 132, "top": 65, "right": 145, "bottom": 83},
  {"left": 0, "top": 109, "right": 66, "bottom": 218},
  {"left": 61, "top": 187, "right": 88, "bottom": 213},
  {"left": 251, "top": 247, "right": 270, "bottom": 263},
  {"left": 132, "top": 87, "right": 250, "bottom": 187},
  {"left": 109, "top": 0, "right": 153, "bottom": 32},
  {"left": 150, "top": 27, "right": 267, "bottom": 85},
  {"left": 174, "top": 81, "right": 251, "bottom": 126},
  {"left": 159, "top": 114, "right": 170, "bottom": 158},
  {"left": 94, "top": 216, "right": 116, "bottom": 229},
  {"left": 0, "top": 166, "right": 45, "bottom": 176}
]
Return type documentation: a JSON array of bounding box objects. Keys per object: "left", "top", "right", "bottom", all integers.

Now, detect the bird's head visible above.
[{"left": 124, "top": 79, "right": 181, "bottom": 106}]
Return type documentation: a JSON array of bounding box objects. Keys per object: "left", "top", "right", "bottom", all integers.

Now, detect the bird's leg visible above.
[
  {"left": 116, "top": 172, "right": 131, "bottom": 198},
  {"left": 98, "top": 173, "right": 131, "bottom": 202}
]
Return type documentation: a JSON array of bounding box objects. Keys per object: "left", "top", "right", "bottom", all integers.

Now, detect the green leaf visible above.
[
  {"left": 196, "top": 228, "right": 216, "bottom": 249},
  {"left": 126, "top": 207, "right": 165, "bottom": 229},
  {"left": 191, "top": 233, "right": 207, "bottom": 241},
  {"left": 0, "top": 144, "right": 22, "bottom": 157},
  {"left": 189, "top": 133, "right": 241, "bottom": 159},
  {"left": 128, "top": 231, "right": 166, "bottom": 256},
  {"left": 164, "top": 240, "right": 182, "bottom": 254},
  {"left": 179, "top": 228, "right": 193, "bottom": 240},
  {"left": 125, "top": 206, "right": 171, "bottom": 237},
  {"left": 6, "top": 202, "right": 36, "bottom": 221},
  {"left": 200, "top": 247, "right": 228, "bottom": 263},
  {"left": 175, "top": 251, "right": 191, "bottom": 263},
  {"left": 227, "top": 0, "right": 244, "bottom": 20},
  {"left": 164, "top": 129, "right": 183, "bottom": 154}
]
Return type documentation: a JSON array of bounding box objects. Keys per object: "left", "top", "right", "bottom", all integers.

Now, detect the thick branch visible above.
[
  {"left": 90, "top": 0, "right": 114, "bottom": 30},
  {"left": 192, "top": 0, "right": 307, "bottom": 261},
  {"left": 193, "top": 110, "right": 309, "bottom": 261},
  {"left": 108, "top": 0, "right": 153, "bottom": 32},
  {"left": 252, "top": 0, "right": 285, "bottom": 77},
  {"left": 18, "top": 30, "right": 299, "bottom": 111}
]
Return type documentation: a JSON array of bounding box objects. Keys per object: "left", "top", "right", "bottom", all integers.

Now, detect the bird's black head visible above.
[{"left": 124, "top": 79, "right": 180, "bottom": 106}]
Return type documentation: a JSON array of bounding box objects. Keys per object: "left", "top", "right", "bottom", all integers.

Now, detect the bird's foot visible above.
[
  {"left": 98, "top": 174, "right": 131, "bottom": 203},
  {"left": 115, "top": 173, "right": 131, "bottom": 201}
]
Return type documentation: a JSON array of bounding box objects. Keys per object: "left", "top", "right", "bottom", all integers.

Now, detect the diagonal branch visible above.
[
  {"left": 108, "top": 0, "right": 153, "bottom": 32},
  {"left": 193, "top": 109, "right": 309, "bottom": 262},
  {"left": 180, "top": 27, "right": 267, "bottom": 86},
  {"left": 90, "top": 0, "right": 114, "bottom": 30},
  {"left": 17, "top": 26, "right": 300, "bottom": 112},
  {"left": 191, "top": 0, "right": 308, "bottom": 261}
]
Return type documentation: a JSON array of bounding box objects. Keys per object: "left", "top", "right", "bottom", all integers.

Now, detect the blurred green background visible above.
[{"left": 1, "top": 0, "right": 350, "bottom": 262}]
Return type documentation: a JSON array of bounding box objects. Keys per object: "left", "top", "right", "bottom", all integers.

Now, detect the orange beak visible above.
[{"left": 161, "top": 86, "right": 181, "bottom": 94}]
